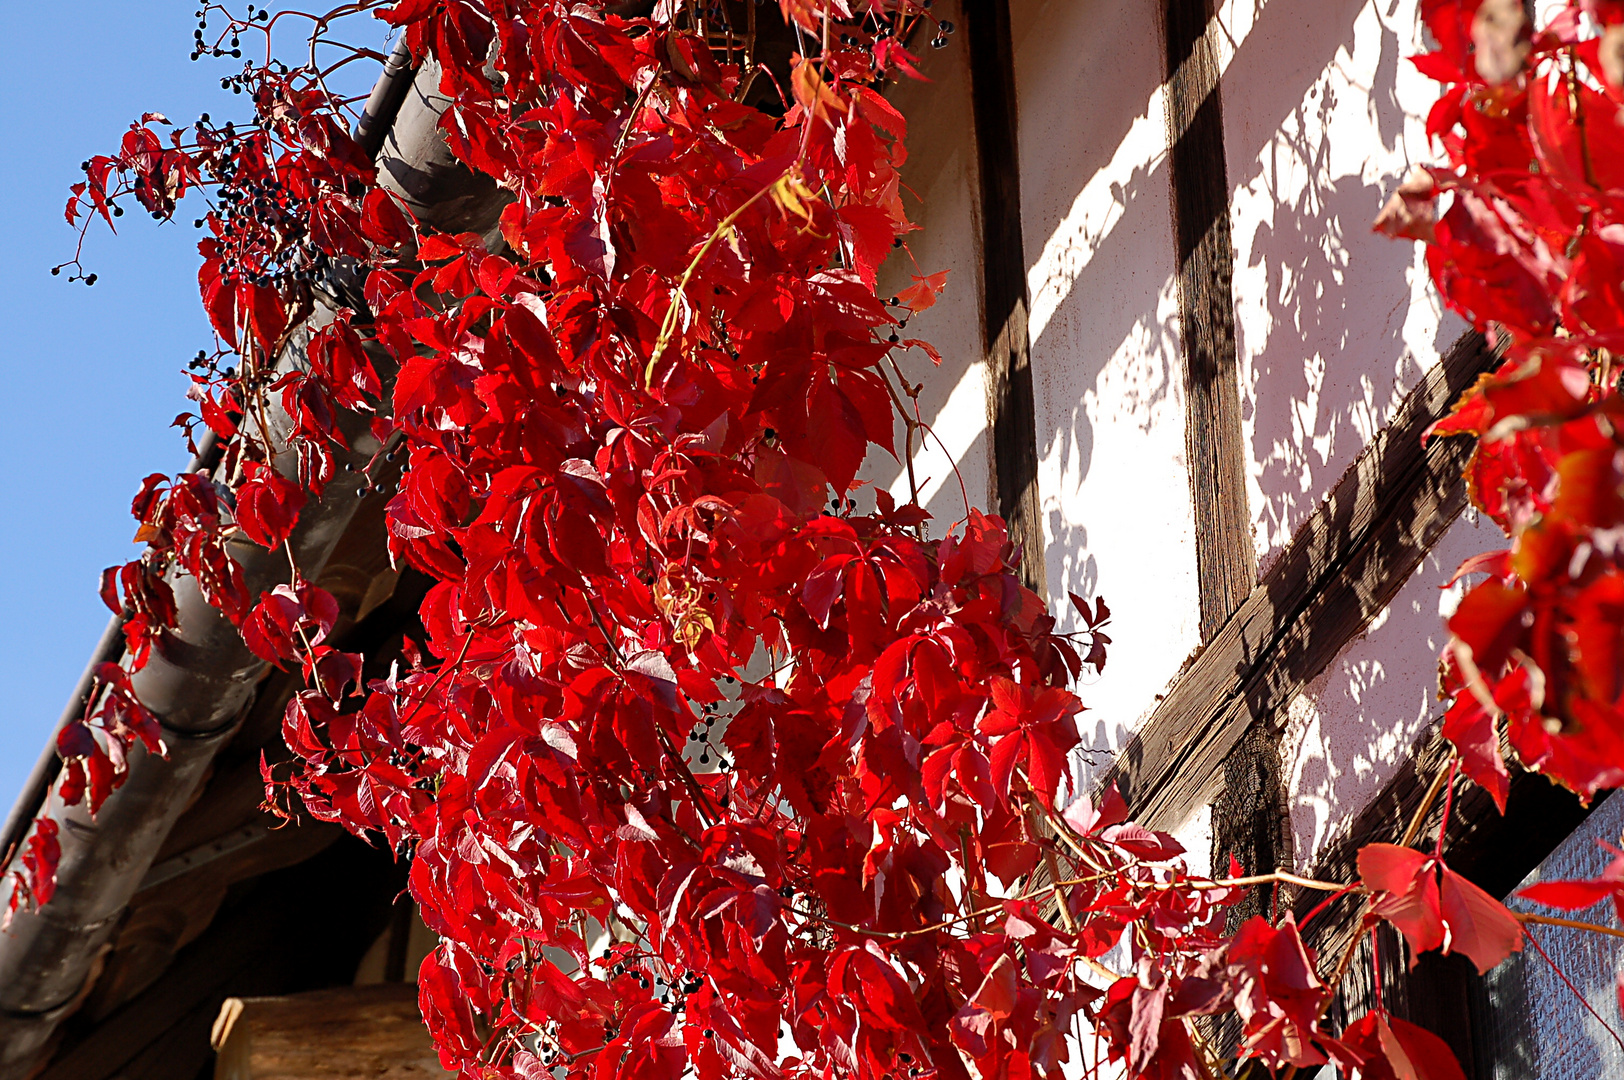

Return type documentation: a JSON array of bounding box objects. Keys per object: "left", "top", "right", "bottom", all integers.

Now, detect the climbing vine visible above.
[
  {"left": 1375, "top": 0, "right": 1624, "bottom": 814},
  {"left": 23, "top": 0, "right": 1624, "bottom": 1078}
]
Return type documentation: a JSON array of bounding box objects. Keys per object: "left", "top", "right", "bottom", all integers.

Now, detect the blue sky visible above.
[{"left": 0, "top": 6, "right": 385, "bottom": 810}]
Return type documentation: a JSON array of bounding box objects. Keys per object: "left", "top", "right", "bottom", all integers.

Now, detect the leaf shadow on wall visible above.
[
  {"left": 1224, "top": 0, "right": 1462, "bottom": 570},
  {"left": 1219, "top": 0, "right": 1497, "bottom": 868},
  {"left": 1013, "top": 0, "right": 1395, "bottom": 784}
]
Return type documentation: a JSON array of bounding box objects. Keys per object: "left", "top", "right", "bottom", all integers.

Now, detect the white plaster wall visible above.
[
  {"left": 1213, "top": 0, "right": 1505, "bottom": 871},
  {"left": 868, "top": 0, "right": 1510, "bottom": 882},
  {"left": 1283, "top": 510, "right": 1503, "bottom": 871},
  {"left": 868, "top": 0, "right": 993, "bottom": 534},
  {"left": 1011, "top": 0, "right": 1203, "bottom": 782},
  {"left": 1216, "top": 0, "right": 1467, "bottom": 570}
]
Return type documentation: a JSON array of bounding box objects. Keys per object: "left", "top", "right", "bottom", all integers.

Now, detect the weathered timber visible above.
[
  {"left": 1105, "top": 330, "right": 1502, "bottom": 830},
  {"left": 1164, "top": 0, "right": 1254, "bottom": 640},
  {"left": 35, "top": 838, "right": 402, "bottom": 1080},
  {"left": 962, "top": 0, "right": 1046, "bottom": 595},
  {"left": 1161, "top": 0, "right": 1282, "bottom": 923},
  {"left": 1211, "top": 719, "right": 1294, "bottom": 926},
  {"left": 212, "top": 985, "right": 452, "bottom": 1080}
]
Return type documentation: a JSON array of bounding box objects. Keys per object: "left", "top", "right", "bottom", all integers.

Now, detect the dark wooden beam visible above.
[
  {"left": 1163, "top": 0, "right": 1271, "bottom": 922},
  {"left": 962, "top": 0, "right": 1045, "bottom": 596},
  {"left": 36, "top": 837, "right": 403, "bottom": 1080},
  {"left": 1164, "top": 0, "right": 1255, "bottom": 641},
  {"left": 1104, "top": 330, "right": 1502, "bottom": 830},
  {"left": 1210, "top": 719, "right": 1293, "bottom": 923}
]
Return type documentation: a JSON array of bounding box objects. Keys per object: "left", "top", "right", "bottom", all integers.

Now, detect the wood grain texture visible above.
[
  {"left": 1104, "top": 330, "right": 1502, "bottom": 830},
  {"left": 36, "top": 839, "right": 403, "bottom": 1080},
  {"left": 1164, "top": 0, "right": 1254, "bottom": 640},
  {"left": 212, "top": 985, "right": 452, "bottom": 1080},
  {"left": 962, "top": 0, "right": 1045, "bottom": 596}
]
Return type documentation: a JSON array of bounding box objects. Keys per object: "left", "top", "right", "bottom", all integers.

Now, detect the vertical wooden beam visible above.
[
  {"left": 1105, "top": 331, "right": 1500, "bottom": 830},
  {"left": 1163, "top": 0, "right": 1254, "bottom": 640},
  {"left": 962, "top": 0, "right": 1046, "bottom": 596},
  {"left": 1210, "top": 720, "right": 1292, "bottom": 921},
  {"left": 1163, "top": 0, "right": 1275, "bottom": 917}
]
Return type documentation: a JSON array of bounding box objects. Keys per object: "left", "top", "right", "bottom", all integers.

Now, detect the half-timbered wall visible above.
[
  {"left": 1010, "top": 0, "right": 1206, "bottom": 792},
  {"left": 873, "top": 0, "right": 1224, "bottom": 855},
  {"left": 1213, "top": 0, "right": 1507, "bottom": 871},
  {"left": 871, "top": 0, "right": 1515, "bottom": 885}
]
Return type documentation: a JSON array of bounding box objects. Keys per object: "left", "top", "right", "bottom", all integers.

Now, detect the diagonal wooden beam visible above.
[
  {"left": 962, "top": 0, "right": 1045, "bottom": 596},
  {"left": 1104, "top": 330, "right": 1502, "bottom": 830}
]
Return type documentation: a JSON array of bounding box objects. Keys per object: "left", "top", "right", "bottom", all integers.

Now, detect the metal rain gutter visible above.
[{"left": 0, "top": 41, "right": 502, "bottom": 1078}]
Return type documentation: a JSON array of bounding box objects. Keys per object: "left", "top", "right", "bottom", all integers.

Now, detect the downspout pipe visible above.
[
  {"left": 0, "top": 51, "right": 503, "bottom": 1078},
  {"left": 356, "top": 36, "right": 417, "bottom": 160}
]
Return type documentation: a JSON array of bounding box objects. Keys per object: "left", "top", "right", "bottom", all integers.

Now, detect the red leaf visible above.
[
  {"left": 235, "top": 462, "right": 306, "bottom": 549},
  {"left": 802, "top": 553, "right": 855, "bottom": 628},
  {"left": 1409, "top": 51, "right": 1468, "bottom": 84},
  {"left": 1341, "top": 1011, "right": 1467, "bottom": 1080},
  {"left": 828, "top": 946, "right": 926, "bottom": 1032},
  {"left": 1359, "top": 844, "right": 1446, "bottom": 959},
  {"left": 1099, "top": 822, "right": 1184, "bottom": 861},
  {"left": 896, "top": 270, "right": 948, "bottom": 314},
  {"left": 1517, "top": 879, "right": 1617, "bottom": 910},
  {"left": 99, "top": 566, "right": 123, "bottom": 615},
  {"left": 1438, "top": 866, "right": 1523, "bottom": 974},
  {"left": 1063, "top": 785, "right": 1129, "bottom": 836},
  {"left": 970, "top": 953, "right": 1019, "bottom": 1020},
  {"left": 360, "top": 189, "right": 415, "bottom": 248},
  {"left": 5, "top": 818, "right": 60, "bottom": 929},
  {"left": 1446, "top": 582, "right": 1528, "bottom": 674},
  {"left": 1440, "top": 688, "right": 1509, "bottom": 813}
]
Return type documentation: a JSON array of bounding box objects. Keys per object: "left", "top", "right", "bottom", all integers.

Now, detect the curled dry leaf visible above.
[{"left": 1373, "top": 167, "right": 1438, "bottom": 243}]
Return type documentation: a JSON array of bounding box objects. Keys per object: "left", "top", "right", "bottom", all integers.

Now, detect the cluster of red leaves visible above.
[
  {"left": 55, "top": 55, "right": 391, "bottom": 826},
  {"left": 1376, "top": 0, "right": 1624, "bottom": 805},
  {"left": 3, "top": 819, "right": 59, "bottom": 931},
  {"left": 45, "top": 1, "right": 1610, "bottom": 1078},
  {"left": 1357, "top": 843, "right": 1524, "bottom": 975}
]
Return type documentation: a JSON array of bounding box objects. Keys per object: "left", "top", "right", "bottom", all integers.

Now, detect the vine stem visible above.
[
  {"left": 396, "top": 627, "right": 476, "bottom": 729},
  {"left": 644, "top": 173, "right": 790, "bottom": 387},
  {"left": 1432, "top": 757, "right": 1461, "bottom": 858},
  {"left": 1400, "top": 750, "right": 1456, "bottom": 848},
  {"left": 1519, "top": 912, "right": 1624, "bottom": 941}
]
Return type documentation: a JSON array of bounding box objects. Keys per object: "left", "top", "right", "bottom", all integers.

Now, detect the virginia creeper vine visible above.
[{"left": 22, "top": 2, "right": 1624, "bottom": 1079}]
